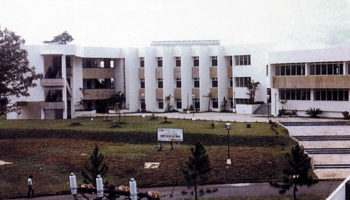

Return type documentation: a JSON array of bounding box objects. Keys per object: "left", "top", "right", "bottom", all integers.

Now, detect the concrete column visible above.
[
  {"left": 305, "top": 63, "right": 309, "bottom": 76},
  {"left": 217, "top": 47, "right": 228, "bottom": 112},
  {"left": 344, "top": 61, "right": 348, "bottom": 75},
  {"left": 199, "top": 47, "right": 210, "bottom": 111},
  {"left": 271, "top": 88, "right": 279, "bottom": 116},
  {"left": 61, "top": 55, "right": 67, "bottom": 119},
  {"left": 145, "top": 47, "right": 157, "bottom": 112},
  {"left": 181, "top": 47, "right": 192, "bottom": 110},
  {"left": 124, "top": 48, "right": 139, "bottom": 112}
]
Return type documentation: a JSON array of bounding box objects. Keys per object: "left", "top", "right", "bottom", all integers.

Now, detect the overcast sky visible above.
[{"left": 0, "top": 0, "right": 349, "bottom": 49}]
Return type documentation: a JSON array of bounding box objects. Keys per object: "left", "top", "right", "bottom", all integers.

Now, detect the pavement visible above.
[{"left": 9, "top": 181, "right": 341, "bottom": 200}]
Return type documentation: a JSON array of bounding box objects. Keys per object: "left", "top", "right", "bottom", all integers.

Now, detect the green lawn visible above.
[
  {"left": 0, "top": 116, "right": 302, "bottom": 198},
  {"left": 0, "top": 116, "right": 287, "bottom": 136}
]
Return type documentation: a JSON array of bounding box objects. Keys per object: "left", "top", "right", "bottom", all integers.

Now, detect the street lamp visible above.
[
  {"left": 267, "top": 94, "right": 270, "bottom": 119},
  {"left": 225, "top": 122, "right": 231, "bottom": 165},
  {"left": 69, "top": 172, "right": 77, "bottom": 196},
  {"left": 96, "top": 175, "right": 104, "bottom": 199},
  {"left": 192, "top": 94, "right": 195, "bottom": 118},
  {"left": 129, "top": 178, "right": 138, "bottom": 200}
]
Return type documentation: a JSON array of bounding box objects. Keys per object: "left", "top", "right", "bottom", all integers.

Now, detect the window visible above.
[
  {"left": 176, "top": 78, "right": 181, "bottom": 88},
  {"left": 194, "top": 78, "right": 200, "bottom": 88},
  {"left": 211, "top": 56, "right": 217, "bottom": 66},
  {"left": 140, "top": 79, "right": 145, "bottom": 88},
  {"left": 100, "top": 60, "right": 104, "bottom": 68},
  {"left": 229, "top": 98, "right": 233, "bottom": 108},
  {"left": 211, "top": 78, "right": 218, "bottom": 88},
  {"left": 194, "top": 98, "right": 200, "bottom": 109},
  {"left": 212, "top": 98, "right": 218, "bottom": 108},
  {"left": 158, "top": 99, "right": 164, "bottom": 109},
  {"left": 158, "top": 79, "right": 163, "bottom": 88},
  {"left": 157, "top": 57, "right": 163, "bottom": 67},
  {"left": 275, "top": 64, "right": 306, "bottom": 76},
  {"left": 140, "top": 99, "right": 146, "bottom": 110},
  {"left": 140, "top": 57, "right": 144, "bottom": 67},
  {"left": 279, "top": 89, "right": 311, "bottom": 101},
  {"left": 235, "top": 98, "right": 250, "bottom": 104},
  {"left": 176, "top": 99, "right": 182, "bottom": 109},
  {"left": 193, "top": 56, "right": 199, "bottom": 67},
  {"left": 235, "top": 77, "right": 251, "bottom": 87},
  {"left": 234, "top": 55, "right": 251, "bottom": 66},
  {"left": 229, "top": 77, "right": 233, "bottom": 88},
  {"left": 176, "top": 57, "right": 181, "bottom": 67},
  {"left": 66, "top": 56, "right": 71, "bottom": 68},
  {"left": 110, "top": 60, "right": 115, "bottom": 68},
  {"left": 310, "top": 62, "right": 343, "bottom": 75},
  {"left": 314, "top": 89, "right": 348, "bottom": 101},
  {"left": 229, "top": 56, "right": 232, "bottom": 67}
]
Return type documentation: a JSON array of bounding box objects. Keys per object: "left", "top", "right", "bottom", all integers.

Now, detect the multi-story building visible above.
[{"left": 6, "top": 40, "right": 350, "bottom": 119}]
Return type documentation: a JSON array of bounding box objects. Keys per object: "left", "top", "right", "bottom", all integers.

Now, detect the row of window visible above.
[
  {"left": 140, "top": 77, "right": 235, "bottom": 89},
  {"left": 155, "top": 98, "right": 249, "bottom": 109},
  {"left": 235, "top": 77, "right": 251, "bottom": 87},
  {"left": 275, "top": 64, "right": 306, "bottom": 76},
  {"left": 280, "top": 89, "right": 311, "bottom": 100},
  {"left": 310, "top": 62, "right": 343, "bottom": 75},
  {"left": 83, "top": 58, "right": 115, "bottom": 68},
  {"left": 83, "top": 78, "right": 115, "bottom": 89},
  {"left": 139, "top": 55, "right": 251, "bottom": 68},
  {"left": 279, "top": 89, "right": 349, "bottom": 101}
]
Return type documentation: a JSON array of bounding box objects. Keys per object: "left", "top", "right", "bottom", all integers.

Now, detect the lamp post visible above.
[
  {"left": 69, "top": 172, "right": 77, "bottom": 196},
  {"left": 267, "top": 94, "right": 270, "bottom": 119},
  {"left": 96, "top": 175, "right": 104, "bottom": 199},
  {"left": 129, "top": 178, "right": 138, "bottom": 200},
  {"left": 225, "top": 122, "right": 231, "bottom": 165}
]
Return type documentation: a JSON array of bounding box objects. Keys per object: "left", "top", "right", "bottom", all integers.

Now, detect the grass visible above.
[
  {"left": 0, "top": 116, "right": 287, "bottom": 136},
  {"left": 0, "top": 116, "right": 301, "bottom": 198}
]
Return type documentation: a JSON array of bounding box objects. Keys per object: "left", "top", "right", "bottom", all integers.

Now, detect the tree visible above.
[
  {"left": 246, "top": 79, "right": 260, "bottom": 103},
  {"left": 0, "top": 28, "right": 42, "bottom": 115},
  {"left": 81, "top": 145, "right": 109, "bottom": 186},
  {"left": 270, "top": 145, "right": 318, "bottom": 200},
  {"left": 181, "top": 142, "right": 211, "bottom": 200},
  {"left": 43, "top": 31, "right": 74, "bottom": 44}
]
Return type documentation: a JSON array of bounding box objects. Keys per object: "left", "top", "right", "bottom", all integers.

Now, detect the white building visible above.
[{"left": 6, "top": 40, "right": 350, "bottom": 119}]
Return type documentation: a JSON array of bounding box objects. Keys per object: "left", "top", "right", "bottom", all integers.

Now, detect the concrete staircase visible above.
[{"left": 253, "top": 104, "right": 270, "bottom": 115}]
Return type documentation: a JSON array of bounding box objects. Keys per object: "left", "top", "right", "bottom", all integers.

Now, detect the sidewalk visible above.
[{"left": 10, "top": 181, "right": 341, "bottom": 200}]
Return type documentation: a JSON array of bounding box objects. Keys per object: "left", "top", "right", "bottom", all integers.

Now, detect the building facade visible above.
[{"left": 6, "top": 41, "right": 350, "bottom": 119}]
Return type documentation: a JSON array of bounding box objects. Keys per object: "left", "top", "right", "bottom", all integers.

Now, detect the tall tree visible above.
[
  {"left": 270, "top": 145, "right": 318, "bottom": 200},
  {"left": 0, "top": 28, "right": 42, "bottom": 115},
  {"left": 181, "top": 142, "right": 211, "bottom": 200},
  {"left": 246, "top": 79, "right": 260, "bottom": 103},
  {"left": 43, "top": 31, "right": 74, "bottom": 44},
  {"left": 81, "top": 145, "right": 109, "bottom": 186}
]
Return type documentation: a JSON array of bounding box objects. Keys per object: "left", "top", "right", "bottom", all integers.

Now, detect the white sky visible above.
[{"left": 1, "top": 0, "right": 350, "bottom": 49}]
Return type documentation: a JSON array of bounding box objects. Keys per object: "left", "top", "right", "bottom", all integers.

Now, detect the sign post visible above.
[{"left": 157, "top": 128, "right": 183, "bottom": 150}]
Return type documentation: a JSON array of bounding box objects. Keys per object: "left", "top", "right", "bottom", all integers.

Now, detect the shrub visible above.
[
  {"left": 160, "top": 116, "right": 172, "bottom": 124},
  {"left": 209, "top": 121, "right": 215, "bottom": 129},
  {"left": 306, "top": 108, "right": 323, "bottom": 118},
  {"left": 70, "top": 122, "right": 82, "bottom": 127},
  {"left": 343, "top": 111, "right": 350, "bottom": 119},
  {"left": 150, "top": 113, "right": 158, "bottom": 120}
]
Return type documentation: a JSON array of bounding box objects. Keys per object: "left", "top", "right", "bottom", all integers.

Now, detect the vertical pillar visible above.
[
  {"left": 344, "top": 61, "right": 348, "bottom": 75},
  {"left": 305, "top": 63, "right": 309, "bottom": 76},
  {"left": 40, "top": 108, "right": 45, "bottom": 120},
  {"left": 62, "top": 55, "right": 67, "bottom": 119}
]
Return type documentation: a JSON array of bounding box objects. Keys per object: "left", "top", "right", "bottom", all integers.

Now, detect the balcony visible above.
[
  {"left": 156, "top": 88, "right": 163, "bottom": 99},
  {"left": 139, "top": 68, "right": 145, "bottom": 79},
  {"left": 155, "top": 68, "right": 163, "bottom": 79},
  {"left": 273, "top": 75, "right": 350, "bottom": 89},
  {"left": 82, "top": 68, "right": 115, "bottom": 79},
  {"left": 228, "top": 66, "right": 233, "bottom": 78},
  {"left": 174, "top": 68, "right": 181, "bottom": 79},
  {"left": 41, "top": 102, "right": 65, "bottom": 110},
  {"left": 83, "top": 89, "right": 116, "bottom": 100},
  {"left": 40, "top": 79, "right": 65, "bottom": 87},
  {"left": 192, "top": 88, "right": 199, "bottom": 98},
  {"left": 139, "top": 89, "right": 145, "bottom": 100},
  {"left": 192, "top": 67, "right": 199, "bottom": 78},
  {"left": 174, "top": 88, "right": 181, "bottom": 99},
  {"left": 210, "top": 67, "right": 217, "bottom": 78},
  {"left": 210, "top": 88, "right": 218, "bottom": 98}
]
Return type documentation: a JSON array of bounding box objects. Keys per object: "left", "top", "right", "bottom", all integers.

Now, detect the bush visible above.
[
  {"left": 150, "top": 113, "right": 158, "bottom": 120},
  {"left": 306, "top": 108, "right": 323, "bottom": 118},
  {"left": 209, "top": 121, "right": 215, "bottom": 129},
  {"left": 343, "top": 111, "right": 350, "bottom": 119},
  {"left": 69, "top": 122, "right": 82, "bottom": 127}
]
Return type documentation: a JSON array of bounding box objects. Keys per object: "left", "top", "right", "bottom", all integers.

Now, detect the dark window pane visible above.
[
  {"left": 327, "top": 90, "right": 332, "bottom": 100},
  {"left": 286, "top": 66, "right": 290, "bottom": 75}
]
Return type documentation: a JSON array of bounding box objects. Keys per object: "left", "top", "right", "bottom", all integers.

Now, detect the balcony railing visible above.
[
  {"left": 83, "top": 88, "right": 116, "bottom": 100},
  {"left": 41, "top": 79, "right": 65, "bottom": 87},
  {"left": 82, "top": 68, "right": 115, "bottom": 79},
  {"left": 41, "top": 102, "right": 65, "bottom": 110}
]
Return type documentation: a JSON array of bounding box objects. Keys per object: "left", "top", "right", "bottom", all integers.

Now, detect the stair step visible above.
[
  {"left": 314, "top": 164, "right": 350, "bottom": 169},
  {"left": 294, "top": 135, "right": 350, "bottom": 141},
  {"left": 281, "top": 122, "right": 350, "bottom": 126},
  {"left": 305, "top": 148, "right": 350, "bottom": 154}
]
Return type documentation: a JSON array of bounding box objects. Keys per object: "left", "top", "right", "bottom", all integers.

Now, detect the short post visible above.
[
  {"left": 267, "top": 94, "right": 270, "bottom": 119},
  {"left": 69, "top": 172, "right": 77, "bottom": 196},
  {"left": 129, "top": 178, "right": 138, "bottom": 200},
  {"left": 96, "top": 175, "right": 104, "bottom": 199},
  {"left": 225, "top": 122, "right": 231, "bottom": 165}
]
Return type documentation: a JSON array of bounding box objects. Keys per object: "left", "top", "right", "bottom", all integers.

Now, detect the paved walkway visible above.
[{"left": 10, "top": 181, "right": 341, "bottom": 200}]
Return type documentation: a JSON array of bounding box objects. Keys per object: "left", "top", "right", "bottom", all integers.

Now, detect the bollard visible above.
[
  {"left": 129, "top": 178, "right": 138, "bottom": 200},
  {"left": 96, "top": 175, "right": 104, "bottom": 198},
  {"left": 69, "top": 172, "right": 77, "bottom": 195}
]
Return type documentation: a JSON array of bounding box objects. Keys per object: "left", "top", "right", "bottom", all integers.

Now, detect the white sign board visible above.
[{"left": 157, "top": 128, "right": 183, "bottom": 142}]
